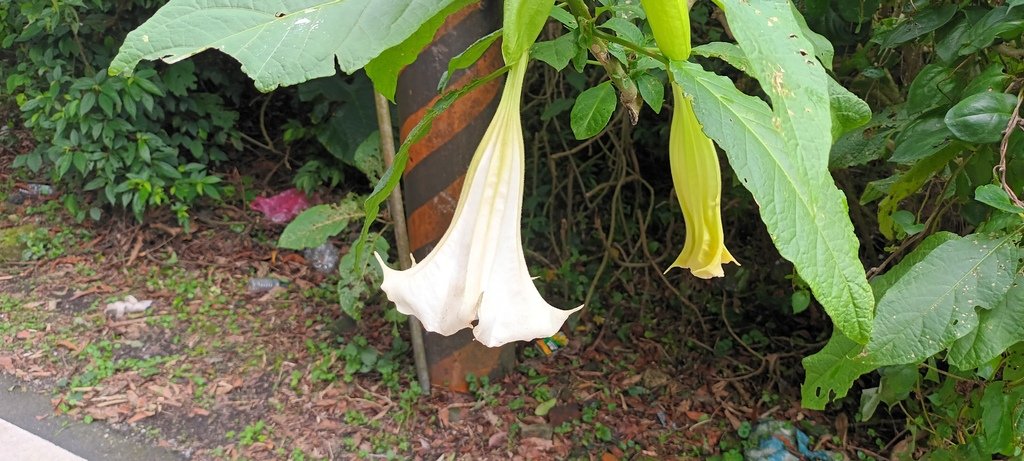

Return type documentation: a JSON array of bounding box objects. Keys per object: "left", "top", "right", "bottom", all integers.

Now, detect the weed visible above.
[
  {"left": 236, "top": 420, "right": 270, "bottom": 446},
  {"left": 19, "top": 227, "right": 88, "bottom": 260},
  {"left": 466, "top": 373, "right": 500, "bottom": 406}
]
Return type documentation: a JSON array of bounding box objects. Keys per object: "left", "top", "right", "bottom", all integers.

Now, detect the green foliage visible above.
[
  {"left": 799, "top": 0, "right": 1024, "bottom": 456},
  {"left": 284, "top": 75, "right": 381, "bottom": 193},
  {"left": 73, "top": 0, "right": 1024, "bottom": 456},
  {"left": 2, "top": 0, "right": 239, "bottom": 223}
]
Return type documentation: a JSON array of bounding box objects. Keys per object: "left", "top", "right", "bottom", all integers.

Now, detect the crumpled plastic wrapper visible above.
[
  {"left": 250, "top": 188, "right": 310, "bottom": 224},
  {"left": 104, "top": 295, "right": 153, "bottom": 318}
]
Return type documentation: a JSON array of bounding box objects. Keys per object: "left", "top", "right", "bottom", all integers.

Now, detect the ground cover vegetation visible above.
[{"left": 1, "top": 0, "right": 1023, "bottom": 459}]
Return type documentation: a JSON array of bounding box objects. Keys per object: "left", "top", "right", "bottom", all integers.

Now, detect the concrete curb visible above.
[{"left": 0, "top": 374, "right": 184, "bottom": 461}]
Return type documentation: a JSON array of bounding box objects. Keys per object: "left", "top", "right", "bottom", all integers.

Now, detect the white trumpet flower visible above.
[{"left": 376, "top": 53, "right": 581, "bottom": 348}]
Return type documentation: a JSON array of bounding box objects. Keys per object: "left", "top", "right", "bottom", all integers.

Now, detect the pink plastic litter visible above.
[{"left": 250, "top": 188, "right": 310, "bottom": 224}]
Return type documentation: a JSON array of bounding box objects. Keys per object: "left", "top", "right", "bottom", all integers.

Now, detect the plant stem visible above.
[
  {"left": 565, "top": 0, "right": 593, "bottom": 21},
  {"left": 373, "top": 91, "right": 431, "bottom": 395},
  {"left": 592, "top": 29, "right": 668, "bottom": 65}
]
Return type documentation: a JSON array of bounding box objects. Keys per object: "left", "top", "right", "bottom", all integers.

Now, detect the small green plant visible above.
[
  {"left": 236, "top": 420, "right": 270, "bottom": 446},
  {"left": 18, "top": 227, "right": 88, "bottom": 260},
  {"left": 466, "top": 373, "right": 501, "bottom": 406}
]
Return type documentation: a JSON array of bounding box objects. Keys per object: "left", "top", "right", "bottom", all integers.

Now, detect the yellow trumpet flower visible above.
[
  {"left": 376, "top": 53, "right": 581, "bottom": 347},
  {"left": 642, "top": 0, "right": 737, "bottom": 278},
  {"left": 668, "top": 85, "right": 737, "bottom": 278}
]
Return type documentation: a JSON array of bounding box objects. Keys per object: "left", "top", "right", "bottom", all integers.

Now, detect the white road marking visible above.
[{"left": 0, "top": 418, "right": 86, "bottom": 461}]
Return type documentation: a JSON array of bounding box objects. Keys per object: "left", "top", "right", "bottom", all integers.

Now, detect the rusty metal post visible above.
[{"left": 395, "top": 0, "right": 516, "bottom": 393}]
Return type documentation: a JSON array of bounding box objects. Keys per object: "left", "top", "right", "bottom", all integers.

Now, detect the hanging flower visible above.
[
  {"left": 640, "top": 0, "right": 737, "bottom": 278},
  {"left": 668, "top": 86, "right": 737, "bottom": 278},
  {"left": 376, "top": 53, "right": 581, "bottom": 347}
]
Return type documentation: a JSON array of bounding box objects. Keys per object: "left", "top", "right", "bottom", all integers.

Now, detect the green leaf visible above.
[
  {"left": 366, "top": 0, "right": 476, "bottom": 101},
  {"left": 279, "top": 200, "right": 364, "bottom": 250},
  {"left": 789, "top": 2, "right": 833, "bottom": 69},
  {"left": 890, "top": 117, "right": 955, "bottom": 164},
  {"left": 80, "top": 92, "right": 97, "bottom": 115},
  {"left": 599, "top": 17, "right": 643, "bottom": 45},
  {"left": 934, "top": 17, "right": 972, "bottom": 64},
  {"left": 110, "top": 0, "right": 463, "bottom": 92},
  {"left": 692, "top": 0, "right": 874, "bottom": 343},
  {"left": 636, "top": 73, "right": 664, "bottom": 114},
  {"left": 975, "top": 184, "right": 1024, "bottom": 214},
  {"left": 870, "top": 231, "right": 959, "bottom": 301},
  {"left": 827, "top": 78, "right": 871, "bottom": 141},
  {"left": 801, "top": 330, "right": 878, "bottom": 410},
  {"left": 531, "top": 32, "right": 576, "bottom": 72},
  {"left": 672, "top": 61, "right": 873, "bottom": 344},
  {"left": 979, "top": 382, "right": 1014, "bottom": 454},
  {"left": 877, "top": 145, "right": 959, "bottom": 239},
  {"left": 715, "top": 0, "right": 833, "bottom": 171},
  {"left": 944, "top": 92, "right": 1019, "bottom": 144},
  {"left": 691, "top": 41, "right": 868, "bottom": 143},
  {"left": 905, "top": 64, "right": 959, "bottom": 116},
  {"left": 947, "top": 277, "right": 1024, "bottom": 370},
  {"left": 865, "top": 233, "right": 1019, "bottom": 366},
  {"left": 352, "top": 131, "right": 384, "bottom": 182},
  {"left": 962, "top": 63, "right": 1010, "bottom": 97},
  {"left": 959, "top": 5, "right": 1024, "bottom": 56},
  {"left": 691, "top": 42, "right": 750, "bottom": 73},
  {"left": 791, "top": 290, "right": 811, "bottom": 314},
  {"left": 355, "top": 65, "right": 510, "bottom": 269},
  {"left": 830, "top": 109, "right": 897, "bottom": 169},
  {"left": 873, "top": 4, "right": 957, "bottom": 49},
  {"left": 549, "top": 4, "right": 577, "bottom": 29},
  {"left": 570, "top": 81, "right": 617, "bottom": 140},
  {"left": 437, "top": 28, "right": 503, "bottom": 92},
  {"left": 877, "top": 364, "right": 918, "bottom": 407},
  {"left": 535, "top": 398, "right": 557, "bottom": 416}
]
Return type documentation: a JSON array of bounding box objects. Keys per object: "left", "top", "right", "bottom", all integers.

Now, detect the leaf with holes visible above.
[
  {"left": 801, "top": 330, "right": 877, "bottom": 410},
  {"left": 679, "top": 0, "right": 873, "bottom": 343},
  {"left": 865, "top": 233, "right": 1019, "bottom": 366}
]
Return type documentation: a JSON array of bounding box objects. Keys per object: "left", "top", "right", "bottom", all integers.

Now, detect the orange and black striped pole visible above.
[{"left": 395, "top": 0, "right": 516, "bottom": 393}]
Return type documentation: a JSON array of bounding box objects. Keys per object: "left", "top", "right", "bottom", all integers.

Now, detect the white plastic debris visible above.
[{"left": 104, "top": 295, "right": 153, "bottom": 318}]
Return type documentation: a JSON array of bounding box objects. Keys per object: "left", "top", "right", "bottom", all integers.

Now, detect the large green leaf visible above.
[
  {"left": 690, "top": 41, "right": 870, "bottom": 142},
  {"left": 279, "top": 199, "right": 364, "bottom": 250},
  {"left": 889, "top": 117, "right": 955, "bottom": 164},
  {"left": 671, "top": 61, "right": 873, "bottom": 344},
  {"left": 958, "top": 5, "right": 1024, "bottom": 56},
  {"left": 110, "top": 0, "right": 461, "bottom": 91},
  {"left": 801, "top": 330, "right": 877, "bottom": 410},
  {"left": 870, "top": 231, "right": 959, "bottom": 301},
  {"left": 365, "top": 0, "right": 476, "bottom": 101},
  {"left": 865, "top": 233, "right": 1019, "bottom": 365},
  {"left": 947, "top": 277, "right": 1024, "bottom": 370},
  {"left": 905, "top": 64, "right": 960, "bottom": 116},
  {"left": 717, "top": 0, "right": 831, "bottom": 170},
  {"left": 701, "top": 0, "right": 873, "bottom": 342}
]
